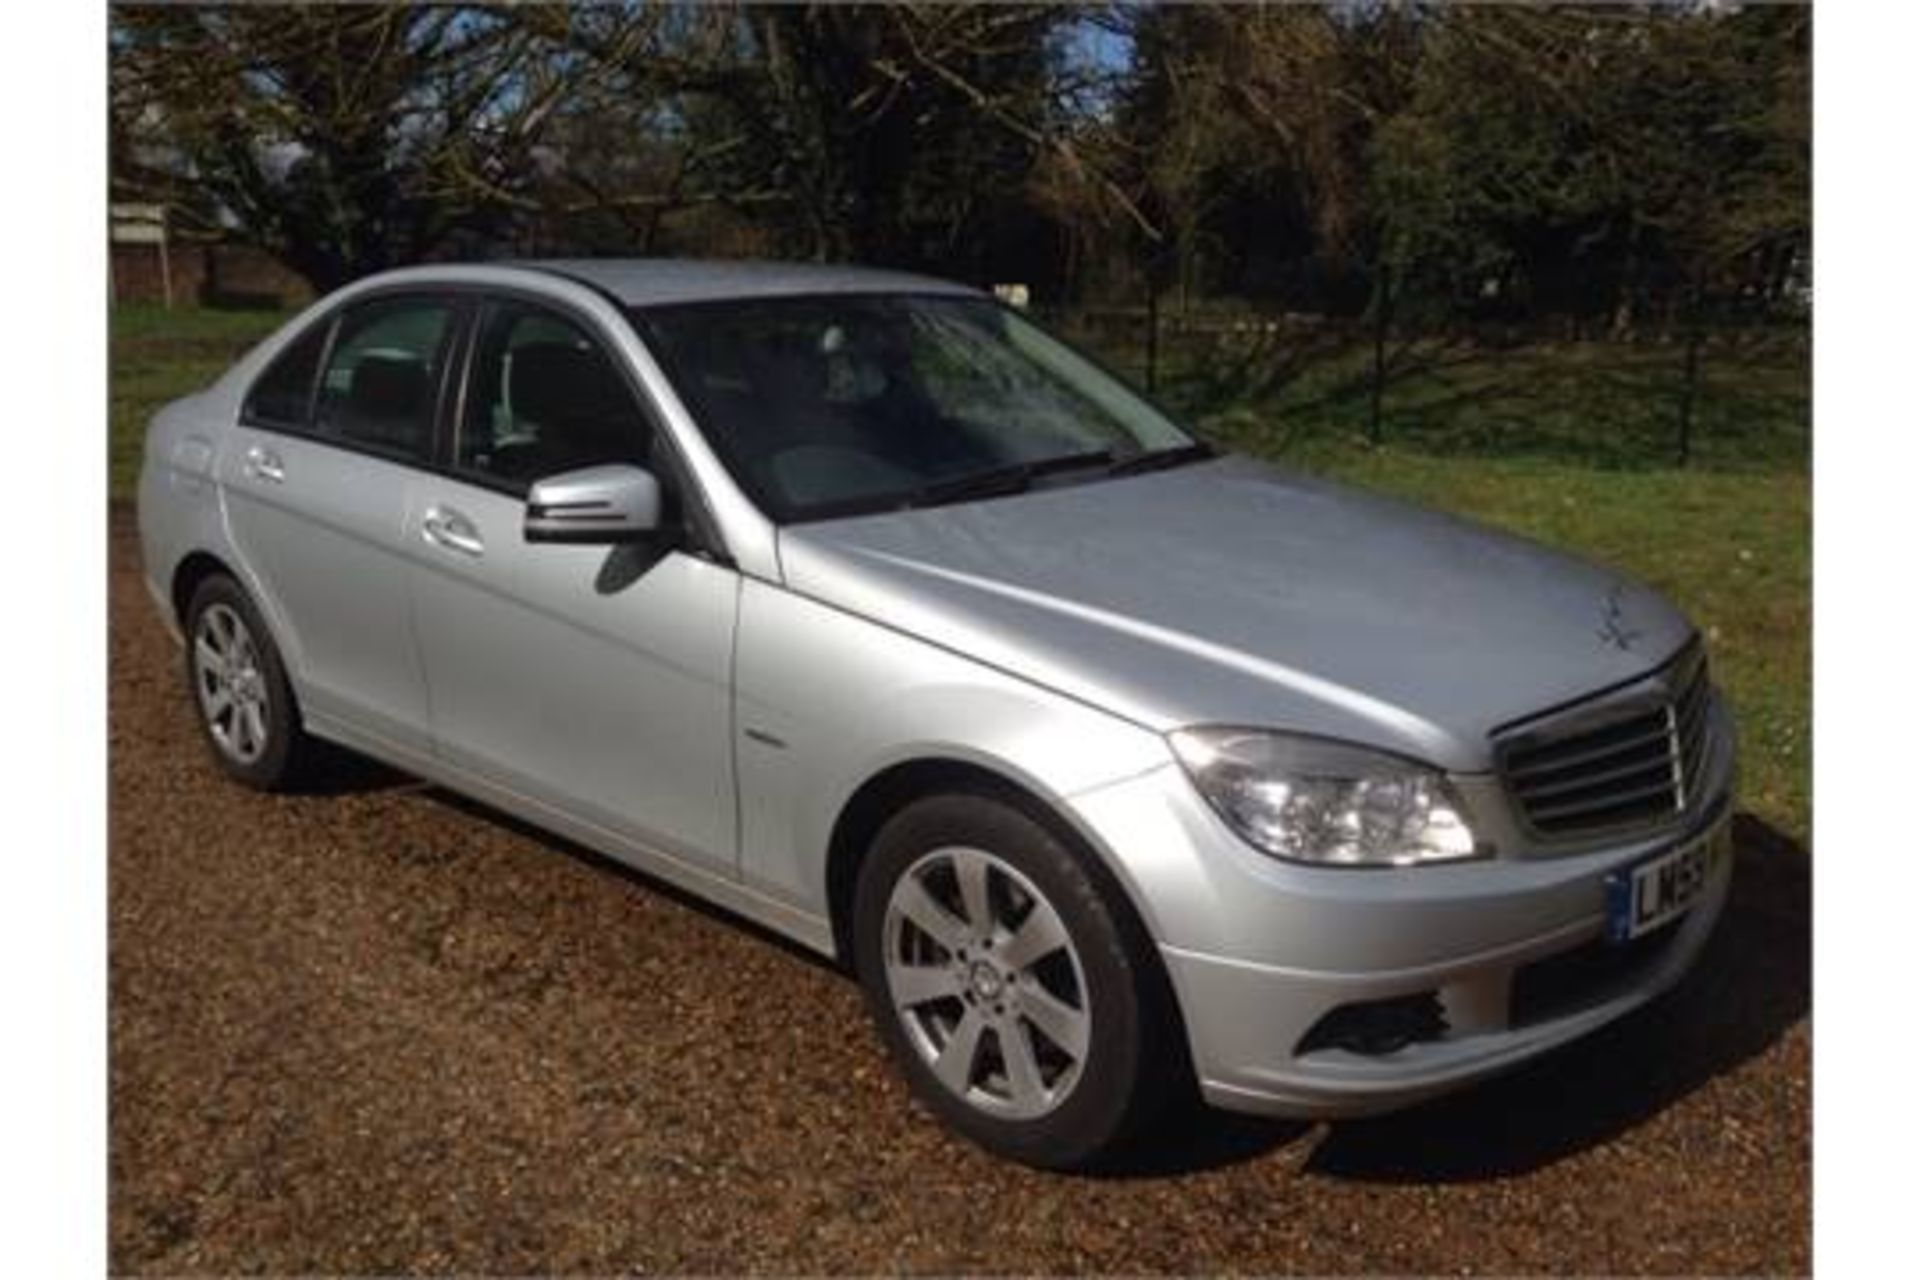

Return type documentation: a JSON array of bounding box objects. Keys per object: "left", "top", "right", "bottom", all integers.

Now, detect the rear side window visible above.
[
  {"left": 313, "top": 296, "right": 454, "bottom": 461},
  {"left": 242, "top": 320, "right": 331, "bottom": 428}
]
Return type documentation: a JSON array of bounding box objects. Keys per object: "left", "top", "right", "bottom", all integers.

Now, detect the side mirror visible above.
[{"left": 524, "top": 463, "right": 664, "bottom": 544}]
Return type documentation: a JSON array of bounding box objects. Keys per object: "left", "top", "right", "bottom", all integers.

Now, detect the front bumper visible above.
[{"left": 1065, "top": 696, "right": 1736, "bottom": 1119}]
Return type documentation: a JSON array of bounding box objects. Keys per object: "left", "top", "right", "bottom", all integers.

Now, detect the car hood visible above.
[{"left": 776, "top": 455, "right": 1693, "bottom": 771}]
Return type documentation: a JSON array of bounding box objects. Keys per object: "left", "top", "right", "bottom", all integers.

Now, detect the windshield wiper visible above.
[
  {"left": 905, "top": 448, "right": 1114, "bottom": 509},
  {"left": 1108, "top": 441, "right": 1218, "bottom": 477}
]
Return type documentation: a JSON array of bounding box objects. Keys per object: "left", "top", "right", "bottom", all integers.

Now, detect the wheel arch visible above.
[
  {"left": 825, "top": 755, "right": 1168, "bottom": 965},
  {"left": 823, "top": 753, "right": 1199, "bottom": 1099},
  {"left": 170, "top": 549, "right": 237, "bottom": 628},
  {"left": 820, "top": 757, "right": 1162, "bottom": 976}
]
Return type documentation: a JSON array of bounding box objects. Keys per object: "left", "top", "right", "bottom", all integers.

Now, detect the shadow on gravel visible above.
[
  {"left": 290, "top": 742, "right": 419, "bottom": 797},
  {"left": 1300, "top": 812, "right": 1809, "bottom": 1183},
  {"left": 1099, "top": 1109, "right": 1310, "bottom": 1179}
]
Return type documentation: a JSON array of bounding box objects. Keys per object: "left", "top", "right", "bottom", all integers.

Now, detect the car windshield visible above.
[{"left": 633, "top": 294, "right": 1202, "bottom": 522}]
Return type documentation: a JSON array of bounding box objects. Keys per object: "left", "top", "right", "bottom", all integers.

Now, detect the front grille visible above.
[{"left": 1498, "top": 644, "right": 1712, "bottom": 840}]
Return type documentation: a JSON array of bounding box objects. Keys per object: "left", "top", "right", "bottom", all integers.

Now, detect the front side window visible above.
[
  {"left": 635, "top": 294, "right": 1196, "bottom": 522},
  {"left": 456, "top": 301, "right": 653, "bottom": 488},
  {"left": 313, "top": 296, "right": 454, "bottom": 461}
]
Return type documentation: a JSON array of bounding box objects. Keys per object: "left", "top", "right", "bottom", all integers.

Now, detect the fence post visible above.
[
  {"left": 1677, "top": 330, "right": 1701, "bottom": 467},
  {"left": 1145, "top": 287, "right": 1159, "bottom": 393},
  {"left": 1676, "top": 277, "right": 1704, "bottom": 467},
  {"left": 1368, "top": 272, "right": 1392, "bottom": 447}
]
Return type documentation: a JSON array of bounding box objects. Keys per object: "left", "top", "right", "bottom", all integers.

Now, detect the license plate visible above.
[{"left": 1606, "top": 820, "right": 1730, "bottom": 943}]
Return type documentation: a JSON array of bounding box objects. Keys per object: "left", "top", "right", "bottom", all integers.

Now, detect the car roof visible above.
[{"left": 509, "top": 258, "right": 982, "bottom": 308}]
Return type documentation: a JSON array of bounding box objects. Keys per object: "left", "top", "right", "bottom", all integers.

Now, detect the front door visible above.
[{"left": 406, "top": 296, "right": 740, "bottom": 872}]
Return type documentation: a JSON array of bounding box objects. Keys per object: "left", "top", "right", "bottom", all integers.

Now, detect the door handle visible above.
[
  {"left": 243, "top": 445, "right": 285, "bottom": 483},
  {"left": 421, "top": 504, "right": 485, "bottom": 557}
]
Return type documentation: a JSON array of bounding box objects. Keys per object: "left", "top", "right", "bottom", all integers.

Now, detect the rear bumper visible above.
[{"left": 1065, "top": 697, "right": 1736, "bottom": 1119}]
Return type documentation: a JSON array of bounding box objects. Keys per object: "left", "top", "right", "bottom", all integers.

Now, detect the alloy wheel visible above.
[
  {"left": 882, "top": 845, "right": 1092, "bottom": 1120},
  {"left": 192, "top": 602, "right": 270, "bottom": 765}
]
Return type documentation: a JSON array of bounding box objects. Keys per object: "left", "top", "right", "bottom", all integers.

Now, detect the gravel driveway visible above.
[{"left": 108, "top": 510, "right": 1810, "bottom": 1274}]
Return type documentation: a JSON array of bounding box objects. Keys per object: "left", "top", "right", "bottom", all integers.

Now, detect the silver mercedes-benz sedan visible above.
[{"left": 138, "top": 259, "right": 1734, "bottom": 1168}]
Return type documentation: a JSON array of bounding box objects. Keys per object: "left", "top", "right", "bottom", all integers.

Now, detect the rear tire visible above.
[
  {"left": 182, "top": 574, "right": 316, "bottom": 791},
  {"left": 852, "top": 791, "right": 1182, "bottom": 1170}
]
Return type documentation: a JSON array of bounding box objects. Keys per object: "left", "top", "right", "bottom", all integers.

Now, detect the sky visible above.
[
  {"left": 1062, "top": 13, "right": 1135, "bottom": 75},
  {"left": 1055, "top": 9, "right": 1136, "bottom": 119}
]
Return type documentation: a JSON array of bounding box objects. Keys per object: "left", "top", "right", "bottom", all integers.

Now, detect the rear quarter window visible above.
[{"left": 242, "top": 320, "right": 332, "bottom": 429}]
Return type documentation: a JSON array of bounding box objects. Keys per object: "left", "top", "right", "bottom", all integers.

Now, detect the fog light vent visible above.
[{"left": 1296, "top": 992, "right": 1448, "bottom": 1057}]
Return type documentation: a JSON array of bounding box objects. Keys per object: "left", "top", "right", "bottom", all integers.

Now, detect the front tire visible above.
[
  {"left": 183, "top": 574, "right": 316, "bottom": 791},
  {"left": 852, "top": 791, "right": 1181, "bottom": 1169}
]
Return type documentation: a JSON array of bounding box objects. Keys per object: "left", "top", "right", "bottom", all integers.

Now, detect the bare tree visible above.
[{"left": 111, "top": 5, "right": 590, "bottom": 288}]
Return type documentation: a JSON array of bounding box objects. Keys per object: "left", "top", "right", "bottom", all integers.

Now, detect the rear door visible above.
[
  {"left": 406, "top": 294, "right": 740, "bottom": 873},
  {"left": 220, "top": 292, "right": 461, "bottom": 753}
]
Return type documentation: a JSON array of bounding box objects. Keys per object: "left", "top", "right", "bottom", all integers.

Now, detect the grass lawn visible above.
[
  {"left": 110, "top": 303, "right": 294, "bottom": 497},
  {"left": 108, "top": 302, "right": 1809, "bottom": 844},
  {"left": 1178, "top": 335, "right": 1809, "bottom": 473}
]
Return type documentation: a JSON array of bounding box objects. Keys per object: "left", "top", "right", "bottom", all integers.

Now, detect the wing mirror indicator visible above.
[{"left": 524, "top": 463, "right": 664, "bottom": 545}]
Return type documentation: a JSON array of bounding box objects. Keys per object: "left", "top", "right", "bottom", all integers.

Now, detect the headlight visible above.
[{"left": 1168, "top": 727, "right": 1482, "bottom": 867}]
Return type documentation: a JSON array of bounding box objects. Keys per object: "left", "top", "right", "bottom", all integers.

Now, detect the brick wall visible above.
[{"left": 110, "top": 241, "right": 312, "bottom": 308}]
